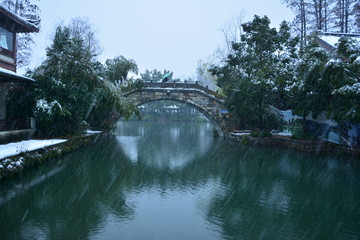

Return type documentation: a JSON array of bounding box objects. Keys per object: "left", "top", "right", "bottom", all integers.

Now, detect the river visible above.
[{"left": 0, "top": 121, "right": 359, "bottom": 240}]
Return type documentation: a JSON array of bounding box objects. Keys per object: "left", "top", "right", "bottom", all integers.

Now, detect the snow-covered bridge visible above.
[{"left": 123, "top": 81, "right": 232, "bottom": 137}]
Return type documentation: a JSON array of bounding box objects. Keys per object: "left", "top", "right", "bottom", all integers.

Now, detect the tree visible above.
[
  {"left": 105, "top": 56, "right": 138, "bottom": 86},
  {"left": 332, "top": 0, "right": 358, "bottom": 33},
  {"left": 287, "top": 34, "right": 360, "bottom": 129},
  {"left": 330, "top": 37, "right": 360, "bottom": 122},
  {"left": 281, "top": 0, "right": 359, "bottom": 50},
  {"left": 1, "top": 0, "right": 40, "bottom": 67},
  {"left": 210, "top": 16, "right": 298, "bottom": 130},
  {"left": 281, "top": 0, "right": 311, "bottom": 50},
  {"left": 140, "top": 69, "right": 165, "bottom": 82},
  {"left": 30, "top": 25, "right": 99, "bottom": 136},
  {"left": 195, "top": 60, "right": 218, "bottom": 91},
  {"left": 139, "top": 69, "right": 179, "bottom": 82},
  {"left": 68, "top": 17, "right": 102, "bottom": 59},
  {"left": 214, "top": 12, "right": 246, "bottom": 61},
  {"left": 354, "top": 2, "right": 360, "bottom": 32},
  {"left": 28, "top": 22, "right": 135, "bottom": 136}
]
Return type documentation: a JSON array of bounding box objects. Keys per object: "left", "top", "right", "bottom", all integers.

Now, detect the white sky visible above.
[{"left": 26, "top": 0, "right": 294, "bottom": 79}]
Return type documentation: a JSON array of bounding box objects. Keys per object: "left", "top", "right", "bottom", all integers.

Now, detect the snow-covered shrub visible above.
[{"left": 34, "top": 98, "right": 71, "bottom": 137}]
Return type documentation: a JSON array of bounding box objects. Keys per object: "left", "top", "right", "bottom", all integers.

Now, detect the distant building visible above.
[
  {"left": 316, "top": 31, "right": 360, "bottom": 57},
  {"left": 0, "top": 5, "right": 39, "bottom": 143}
]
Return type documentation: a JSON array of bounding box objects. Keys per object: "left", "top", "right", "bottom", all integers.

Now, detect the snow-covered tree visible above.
[
  {"left": 105, "top": 56, "right": 138, "bottom": 86},
  {"left": 289, "top": 35, "right": 360, "bottom": 123},
  {"left": 210, "top": 16, "right": 298, "bottom": 130},
  {"left": 27, "top": 22, "right": 135, "bottom": 136}
]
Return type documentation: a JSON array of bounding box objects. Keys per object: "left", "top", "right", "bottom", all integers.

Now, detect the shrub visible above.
[
  {"left": 289, "top": 120, "right": 318, "bottom": 140},
  {"left": 250, "top": 130, "right": 272, "bottom": 137}
]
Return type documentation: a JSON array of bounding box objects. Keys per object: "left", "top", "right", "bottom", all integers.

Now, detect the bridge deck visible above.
[{"left": 139, "top": 81, "right": 222, "bottom": 100}]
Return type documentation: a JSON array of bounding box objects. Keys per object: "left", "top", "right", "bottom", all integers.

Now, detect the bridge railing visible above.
[{"left": 143, "top": 81, "right": 223, "bottom": 99}]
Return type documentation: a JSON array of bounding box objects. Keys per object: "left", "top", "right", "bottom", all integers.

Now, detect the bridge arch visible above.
[
  {"left": 134, "top": 98, "right": 224, "bottom": 136},
  {"left": 123, "top": 82, "right": 230, "bottom": 137}
]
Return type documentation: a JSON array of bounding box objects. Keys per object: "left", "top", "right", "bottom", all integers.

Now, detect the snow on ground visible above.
[
  {"left": 274, "top": 131, "right": 292, "bottom": 137},
  {"left": 0, "top": 139, "right": 67, "bottom": 160},
  {"left": 85, "top": 130, "right": 102, "bottom": 134},
  {"left": 230, "top": 132, "right": 251, "bottom": 136}
]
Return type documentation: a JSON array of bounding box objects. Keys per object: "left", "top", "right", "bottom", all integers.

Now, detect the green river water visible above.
[{"left": 0, "top": 121, "right": 359, "bottom": 240}]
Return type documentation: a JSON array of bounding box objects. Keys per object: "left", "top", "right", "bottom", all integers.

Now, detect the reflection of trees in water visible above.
[
  {"left": 1, "top": 127, "right": 360, "bottom": 239},
  {"left": 0, "top": 140, "right": 135, "bottom": 240},
  {"left": 205, "top": 149, "right": 360, "bottom": 239}
]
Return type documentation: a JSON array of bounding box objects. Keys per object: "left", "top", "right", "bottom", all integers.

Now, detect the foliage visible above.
[
  {"left": 105, "top": 56, "right": 138, "bottom": 86},
  {"left": 120, "top": 78, "right": 145, "bottom": 93},
  {"left": 289, "top": 35, "right": 360, "bottom": 123},
  {"left": 87, "top": 80, "right": 138, "bottom": 129},
  {"left": 250, "top": 131, "right": 272, "bottom": 138},
  {"left": 140, "top": 69, "right": 164, "bottom": 82},
  {"left": 290, "top": 123, "right": 318, "bottom": 140},
  {"left": 210, "top": 16, "right": 298, "bottom": 131},
  {"left": 139, "top": 69, "right": 180, "bottom": 82},
  {"left": 27, "top": 23, "right": 135, "bottom": 137}
]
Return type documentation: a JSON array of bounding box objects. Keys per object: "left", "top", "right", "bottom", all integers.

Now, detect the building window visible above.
[{"left": 0, "top": 27, "right": 14, "bottom": 51}]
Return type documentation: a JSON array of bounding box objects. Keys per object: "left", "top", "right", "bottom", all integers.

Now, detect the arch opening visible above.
[{"left": 127, "top": 99, "right": 225, "bottom": 137}]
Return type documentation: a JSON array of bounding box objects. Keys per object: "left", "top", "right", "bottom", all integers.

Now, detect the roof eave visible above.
[
  {"left": 0, "top": 5, "right": 39, "bottom": 33},
  {"left": 0, "top": 69, "right": 35, "bottom": 83}
]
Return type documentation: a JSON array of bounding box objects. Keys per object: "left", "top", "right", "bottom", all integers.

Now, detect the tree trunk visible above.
[
  {"left": 345, "top": 0, "right": 349, "bottom": 32},
  {"left": 324, "top": 0, "right": 328, "bottom": 31},
  {"left": 341, "top": 0, "right": 345, "bottom": 32},
  {"left": 319, "top": 0, "right": 323, "bottom": 30},
  {"left": 302, "top": 0, "right": 307, "bottom": 46}
]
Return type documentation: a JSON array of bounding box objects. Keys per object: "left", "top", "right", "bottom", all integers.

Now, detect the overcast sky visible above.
[{"left": 27, "top": 0, "right": 294, "bottom": 78}]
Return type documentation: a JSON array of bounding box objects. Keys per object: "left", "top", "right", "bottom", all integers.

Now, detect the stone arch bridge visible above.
[{"left": 123, "top": 81, "right": 232, "bottom": 137}]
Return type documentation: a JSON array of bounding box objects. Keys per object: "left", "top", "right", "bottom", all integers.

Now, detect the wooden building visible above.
[{"left": 0, "top": 5, "right": 39, "bottom": 143}]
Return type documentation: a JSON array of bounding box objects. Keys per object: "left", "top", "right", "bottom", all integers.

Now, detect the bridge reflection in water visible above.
[{"left": 115, "top": 121, "right": 215, "bottom": 170}]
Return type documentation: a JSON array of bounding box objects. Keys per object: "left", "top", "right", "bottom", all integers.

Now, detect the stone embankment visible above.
[
  {"left": 225, "top": 132, "right": 360, "bottom": 158},
  {"left": 0, "top": 133, "right": 103, "bottom": 182}
]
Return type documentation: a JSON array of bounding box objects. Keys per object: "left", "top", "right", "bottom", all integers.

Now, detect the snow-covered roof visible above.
[
  {"left": 0, "top": 5, "right": 39, "bottom": 33},
  {"left": 0, "top": 67, "right": 35, "bottom": 82},
  {"left": 318, "top": 32, "right": 360, "bottom": 49}
]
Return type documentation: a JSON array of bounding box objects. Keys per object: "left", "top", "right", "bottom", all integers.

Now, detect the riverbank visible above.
[
  {"left": 0, "top": 132, "right": 103, "bottom": 182},
  {"left": 225, "top": 132, "right": 360, "bottom": 158}
]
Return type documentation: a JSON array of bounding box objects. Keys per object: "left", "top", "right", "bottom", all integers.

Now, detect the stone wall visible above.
[
  {"left": 0, "top": 133, "right": 103, "bottom": 182},
  {"left": 226, "top": 133, "right": 360, "bottom": 157}
]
